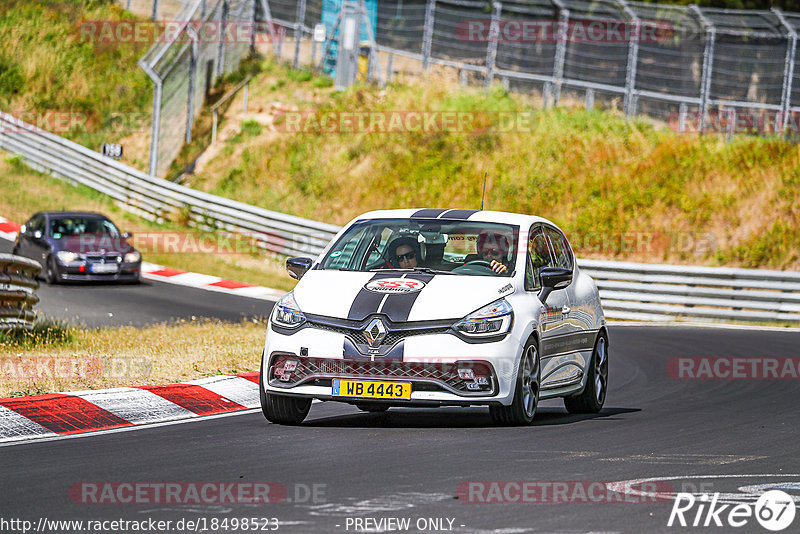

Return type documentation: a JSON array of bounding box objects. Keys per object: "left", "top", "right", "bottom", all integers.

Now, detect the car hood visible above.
[
  {"left": 59, "top": 235, "right": 134, "bottom": 254},
  {"left": 293, "top": 270, "right": 515, "bottom": 322}
]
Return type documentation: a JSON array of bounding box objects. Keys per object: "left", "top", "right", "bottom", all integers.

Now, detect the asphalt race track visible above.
[
  {"left": 0, "top": 238, "right": 273, "bottom": 327},
  {"left": 2, "top": 325, "right": 799, "bottom": 533}
]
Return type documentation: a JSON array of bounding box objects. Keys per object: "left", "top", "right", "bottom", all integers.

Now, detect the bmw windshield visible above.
[{"left": 320, "top": 218, "right": 519, "bottom": 277}]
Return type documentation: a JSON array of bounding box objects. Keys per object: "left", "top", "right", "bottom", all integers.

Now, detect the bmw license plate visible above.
[
  {"left": 332, "top": 379, "right": 411, "bottom": 400},
  {"left": 90, "top": 263, "right": 119, "bottom": 274}
]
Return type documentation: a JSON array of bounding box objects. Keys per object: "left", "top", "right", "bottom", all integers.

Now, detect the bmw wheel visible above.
[
  {"left": 259, "top": 356, "right": 311, "bottom": 425},
  {"left": 490, "top": 337, "right": 540, "bottom": 426},
  {"left": 564, "top": 331, "right": 608, "bottom": 414}
]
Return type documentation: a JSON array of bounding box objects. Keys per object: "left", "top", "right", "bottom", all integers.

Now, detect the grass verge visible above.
[
  {"left": 187, "top": 59, "right": 800, "bottom": 270},
  {"left": 0, "top": 318, "right": 265, "bottom": 398}
]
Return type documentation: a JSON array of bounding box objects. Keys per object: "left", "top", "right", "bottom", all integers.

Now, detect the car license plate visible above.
[
  {"left": 90, "top": 263, "right": 119, "bottom": 274},
  {"left": 332, "top": 379, "right": 411, "bottom": 400}
]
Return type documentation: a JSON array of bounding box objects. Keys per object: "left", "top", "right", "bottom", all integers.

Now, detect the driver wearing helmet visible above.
[{"left": 477, "top": 231, "right": 512, "bottom": 274}]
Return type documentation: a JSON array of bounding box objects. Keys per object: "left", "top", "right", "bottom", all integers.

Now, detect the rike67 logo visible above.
[{"left": 669, "top": 490, "right": 796, "bottom": 531}]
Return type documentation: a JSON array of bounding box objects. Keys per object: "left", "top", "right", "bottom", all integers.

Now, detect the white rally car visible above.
[{"left": 260, "top": 209, "right": 608, "bottom": 425}]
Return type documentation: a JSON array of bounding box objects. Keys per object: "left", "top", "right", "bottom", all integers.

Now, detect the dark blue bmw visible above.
[{"left": 12, "top": 211, "right": 141, "bottom": 284}]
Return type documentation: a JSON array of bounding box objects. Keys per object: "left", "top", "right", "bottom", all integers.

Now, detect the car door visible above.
[
  {"left": 541, "top": 225, "right": 594, "bottom": 388},
  {"left": 525, "top": 224, "right": 570, "bottom": 342}
]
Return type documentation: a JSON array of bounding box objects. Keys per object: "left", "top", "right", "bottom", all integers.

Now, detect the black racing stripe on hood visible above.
[
  {"left": 411, "top": 208, "right": 448, "bottom": 218},
  {"left": 439, "top": 209, "right": 478, "bottom": 219},
  {"left": 379, "top": 273, "right": 435, "bottom": 322},
  {"left": 346, "top": 272, "right": 397, "bottom": 321}
]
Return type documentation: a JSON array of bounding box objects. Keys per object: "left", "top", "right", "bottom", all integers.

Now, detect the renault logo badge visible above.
[{"left": 364, "top": 318, "right": 387, "bottom": 347}]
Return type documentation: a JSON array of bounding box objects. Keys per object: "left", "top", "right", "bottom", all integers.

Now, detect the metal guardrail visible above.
[
  {"left": 578, "top": 259, "right": 800, "bottom": 323},
  {"left": 0, "top": 111, "right": 340, "bottom": 258},
  {"left": 0, "top": 255, "right": 41, "bottom": 330},
  {"left": 3, "top": 112, "right": 800, "bottom": 324}
]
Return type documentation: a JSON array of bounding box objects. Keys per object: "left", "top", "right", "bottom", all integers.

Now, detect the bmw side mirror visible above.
[
  {"left": 286, "top": 257, "right": 313, "bottom": 280},
  {"left": 539, "top": 267, "right": 573, "bottom": 304}
]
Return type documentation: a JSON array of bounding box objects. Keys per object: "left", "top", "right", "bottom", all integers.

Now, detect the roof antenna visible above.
[{"left": 480, "top": 172, "right": 487, "bottom": 211}]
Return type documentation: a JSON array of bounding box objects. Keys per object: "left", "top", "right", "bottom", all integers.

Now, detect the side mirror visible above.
[
  {"left": 286, "top": 257, "right": 313, "bottom": 280},
  {"left": 19, "top": 224, "right": 28, "bottom": 236},
  {"left": 32, "top": 230, "right": 43, "bottom": 240},
  {"left": 539, "top": 267, "right": 573, "bottom": 304},
  {"left": 122, "top": 232, "right": 132, "bottom": 239}
]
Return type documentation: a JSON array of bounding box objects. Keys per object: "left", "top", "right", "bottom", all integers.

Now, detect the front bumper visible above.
[
  {"left": 262, "top": 322, "right": 524, "bottom": 406},
  {"left": 57, "top": 261, "right": 141, "bottom": 282}
]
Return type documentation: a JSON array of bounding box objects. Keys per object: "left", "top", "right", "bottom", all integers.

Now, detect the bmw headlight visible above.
[
  {"left": 272, "top": 292, "right": 306, "bottom": 329},
  {"left": 124, "top": 251, "right": 141, "bottom": 263},
  {"left": 454, "top": 299, "right": 513, "bottom": 337},
  {"left": 56, "top": 251, "right": 79, "bottom": 263}
]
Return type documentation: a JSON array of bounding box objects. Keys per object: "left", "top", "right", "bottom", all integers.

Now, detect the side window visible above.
[
  {"left": 525, "top": 225, "right": 555, "bottom": 291},
  {"left": 29, "top": 215, "right": 45, "bottom": 234},
  {"left": 545, "top": 227, "right": 574, "bottom": 271}
]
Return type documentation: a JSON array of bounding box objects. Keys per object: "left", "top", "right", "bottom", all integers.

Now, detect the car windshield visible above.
[
  {"left": 49, "top": 217, "right": 120, "bottom": 238},
  {"left": 320, "top": 218, "right": 519, "bottom": 277}
]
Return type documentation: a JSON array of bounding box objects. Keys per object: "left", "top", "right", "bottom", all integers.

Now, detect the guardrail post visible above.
[
  {"left": 484, "top": 1, "right": 501, "bottom": 91},
  {"left": 726, "top": 108, "right": 735, "bottom": 142},
  {"left": 551, "top": 0, "right": 569, "bottom": 106},
  {"left": 617, "top": 0, "right": 640, "bottom": 118},
  {"left": 152, "top": 0, "right": 160, "bottom": 21},
  {"left": 293, "top": 0, "right": 307, "bottom": 68},
  {"left": 421, "top": 0, "right": 436, "bottom": 72},
  {"left": 585, "top": 88, "right": 594, "bottom": 110},
  {"left": 218, "top": 0, "right": 230, "bottom": 77},
  {"left": 773, "top": 8, "right": 797, "bottom": 136},
  {"left": 243, "top": 81, "right": 249, "bottom": 113},
  {"left": 386, "top": 52, "right": 394, "bottom": 82},
  {"left": 691, "top": 5, "right": 715, "bottom": 134},
  {"left": 679, "top": 102, "right": 687, "bottom": 133}
]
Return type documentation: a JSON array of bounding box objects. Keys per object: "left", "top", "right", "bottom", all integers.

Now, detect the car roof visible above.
[
  {"left": 349, "top": 208, "right": 562, "bottom": 232},
  {"left": 36, "top": 211, "right": 110, "bottom": 219}
]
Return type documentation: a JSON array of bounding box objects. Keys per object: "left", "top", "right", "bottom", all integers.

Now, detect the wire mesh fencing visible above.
[
  {"left": 136, "top": 0, "right": 256, "bottom": 177},
  {"left": 260, "top": 0, "right": 800, "bottom": 141}
]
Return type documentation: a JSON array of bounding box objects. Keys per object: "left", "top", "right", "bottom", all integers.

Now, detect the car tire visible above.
[
  {"left": 356, "top": 403, "right": 390, "bottom": 413},
  {"left": 489, "top": 337, "right": 540, "bottom": 426},
  {"left": 259, "top": 356, "right": 311, "bottom": 425},
  {"left": 44, "top": 255, "right": 61, "bottom": 285},
  {"left": 564, "top": 331, "right": 608, "bottom": 414}
]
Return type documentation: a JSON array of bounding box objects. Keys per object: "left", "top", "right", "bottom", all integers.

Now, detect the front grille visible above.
[
  {"left": 85, "top": 254, "right": 122, "bottom": 263},
  {"left": 270, "top": 355, "right": 495, "bottom": 396},
  {"left": 308, "top": 322, "right": 451, "bottom": 347}
]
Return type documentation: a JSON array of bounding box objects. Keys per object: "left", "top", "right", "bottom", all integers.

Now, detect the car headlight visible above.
[
  {"left": 124, "top": 251, "right": 141, "bottom": 263},
  {"left": 56, "top": 251, "right": 79, "bottom": 263},
  {"left": 454, "top": 298, "right": 513, "bottom": 337},
  {"left": 272, "top": 292, "right": 306, "bottom": 329}
]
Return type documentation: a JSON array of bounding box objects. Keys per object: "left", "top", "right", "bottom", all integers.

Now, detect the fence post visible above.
[
  {"left": 259, "top": 0, "right": 280, "bottom": 58},
  {"left": 293, "top": 0, "right": 307, "bottom": 68},
  {"left": 773, "top": 8, "right": 797, "bottom": 135},
  {"left": 551, "top": 0, "right": 569, "bottom": 106},
  {"left": 421, "top": 0, "right": 436, "bottom": 72},
  {"left": 617, "top": 0, "right": 640, "bottom": 118},
  {"left": 186, "top": 27, "right": 199, "bottom": 144},
  {"left": 217, "top": 0, "right": 230, "bottom": 77},
  {"left": 691, "top": 5, "right": 715, "bottom": 134},
  {"left": 139, "top": 61, "right": 162, "bottom": 177},
  {"left": 152, "top": 0, "right": 160, "bottom": 21},
  {"left": 484, "top": 1, "right": 501, "bottom": 91}
]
